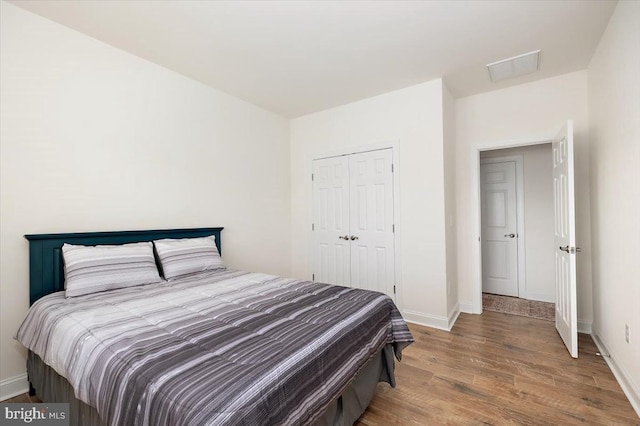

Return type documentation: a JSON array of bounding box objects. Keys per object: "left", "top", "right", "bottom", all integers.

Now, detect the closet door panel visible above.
[
  {"left": 349, "top": 149, "right": 395, "bottom": 298},
  {"left": 312, "top": 156, "right": 351, "bottom": 286}
]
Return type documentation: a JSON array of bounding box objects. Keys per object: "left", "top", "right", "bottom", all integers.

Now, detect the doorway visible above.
[
  {"left": 479, "top": 144, "right": 556, "bottom": 320},
  {"left": 472, "top": 121, "right": 579, "bottom": 358}
]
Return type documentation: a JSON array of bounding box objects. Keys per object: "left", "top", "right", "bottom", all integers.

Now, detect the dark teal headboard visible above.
[{"left": 24, "top": 227, "right": 223, "bottom": 305}]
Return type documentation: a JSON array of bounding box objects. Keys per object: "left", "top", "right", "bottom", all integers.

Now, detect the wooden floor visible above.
[
  {"left": 3, "top": 312, "right": 638, "bottom": 425},
  {"left": 357, "top": 311, "right": 639, "bottom": 425},
  {"left": 2, "top": 393, "right": 40, "bottom": 404}
]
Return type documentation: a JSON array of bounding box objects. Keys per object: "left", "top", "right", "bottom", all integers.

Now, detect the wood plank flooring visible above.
[
  {"left": 356, "top": 311, "right": 639, "bottom": 425},
  {"left": 3, "top": 312, "right": 638, "bottom": 425},
  {"left": 2, "top": 393, "right": 40, "bottom": 403}
]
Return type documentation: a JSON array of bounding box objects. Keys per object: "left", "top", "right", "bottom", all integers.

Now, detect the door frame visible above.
[
  {"left": 480, "top": 155, "right": 526, "bottom": 299},
  {"left": 470, "top": 138, "right": 551, "bottom": 314},
  {"left": 309, "top": 141, "right": 402, "bottom": 310}
]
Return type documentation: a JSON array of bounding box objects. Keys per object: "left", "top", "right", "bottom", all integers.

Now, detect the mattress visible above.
[{"left": 17, "top": 269, "right": 413, "bottom": 426}]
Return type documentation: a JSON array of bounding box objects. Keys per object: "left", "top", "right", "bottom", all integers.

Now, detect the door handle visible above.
[
  {"left": 338, "top": 235, "right": 349, "bottom": 240},
  {"left": 559, "top": 246, "right": 582, "bottom": 254},
  {"left": 504, "top": 233, "right": 516, "bottom": 238},
  {"left": 350, "top": 235, "right": 359, "bottom": 240}
]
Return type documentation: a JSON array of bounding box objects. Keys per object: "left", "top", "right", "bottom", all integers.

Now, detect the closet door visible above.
[
  {"left": 311, "top": 149, "right": 396, "bottom": 300},
  {"left": 312, "top": 156, "right": 351, "bottom": 286},
  {"left": 349, "top": 149, "right": 395, "bottom": 297}
]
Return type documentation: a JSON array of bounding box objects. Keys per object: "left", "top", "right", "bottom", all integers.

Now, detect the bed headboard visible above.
[{"left": 24, "top": 227, "right": 223, "bottom": 305}]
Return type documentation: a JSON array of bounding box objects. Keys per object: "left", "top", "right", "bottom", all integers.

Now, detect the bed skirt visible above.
[{"left": 28, "top": 345, "right": 396, "bottom": 426}]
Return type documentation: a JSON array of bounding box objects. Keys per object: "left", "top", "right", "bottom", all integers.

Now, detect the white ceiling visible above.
[{"left": 9, "top": 0, "right": 616, "bottom": 118}]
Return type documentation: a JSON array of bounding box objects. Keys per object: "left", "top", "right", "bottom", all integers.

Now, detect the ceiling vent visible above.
[{"left": 487, "top": 50, "right": 540, "bottom": 82}]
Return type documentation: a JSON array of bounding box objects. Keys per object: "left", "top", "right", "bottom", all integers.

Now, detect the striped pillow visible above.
[
  {"left": 62, "top": 242, "right": 163, "bottom": 297},
  {"left": 153, "top": 236, "right": 225, "bottom": 279}
]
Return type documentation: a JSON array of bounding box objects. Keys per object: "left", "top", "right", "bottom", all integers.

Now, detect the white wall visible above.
[
  {"left": 0, "top": 2, "right": 291, "bottom": 388},
  {"left": 480, "top": 144, "right": 555, "bottom": 302},
  {"left": 290, "top": 79, "right": 453, "bottom": 328},
  {"left": 455, "top": 71, "right": 592, "bottom": 330},
  {"left": 588, "top": 0, "right": 640, "bottom": 413},
  {"left": 443, "top": 84, "right": 458, "bottom": 316}
]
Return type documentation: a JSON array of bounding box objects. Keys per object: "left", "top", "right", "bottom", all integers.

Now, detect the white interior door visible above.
[
  {"left": 349, "top": 149, "right": 395, "bottom": 297},
  {"left": 312, "top": 149, "right": 396, "bottom": 300},
  {"left": 553, "top": 120, "right": 578, "bottom": 358},
  {"left": 312, "top": 156, "right": 350, "bottom": 286},
  {"left": 481, "top": 161, "right": 519, "bottom": 297}
]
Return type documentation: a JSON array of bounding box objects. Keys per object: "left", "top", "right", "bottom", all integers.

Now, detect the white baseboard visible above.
[
  {"left": 459, "top": 301, "right": 476, "bottom": 314},
  {"left": 0, "top": 373, "right": 28, "bottom": 402},
  {"left": 447, "top": 303, "right": 460, "bottom": 330},
  {"left": 403, "top": 305, "right": 460, "bottom": 332},
  {"left": 578, "top": 320, "right": 592, "bottom": 334},
  {"left": 403, "top": 309, "right": 451, "bottom": 331},
  {"left": 591, "top": 334, "right": 640, "bottom": 417}
]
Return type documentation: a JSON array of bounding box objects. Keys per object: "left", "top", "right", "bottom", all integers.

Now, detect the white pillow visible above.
[
  {"left": 153, "top": 235, "right": 225, "bottom": 279},
  {"left": 63, "top": 242, "right": 162, "bottom": 297}
]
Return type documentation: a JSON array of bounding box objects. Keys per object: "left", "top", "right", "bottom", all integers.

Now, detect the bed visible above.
[{"left": 17, "top": 227, "right": 413, "bottom": 426}]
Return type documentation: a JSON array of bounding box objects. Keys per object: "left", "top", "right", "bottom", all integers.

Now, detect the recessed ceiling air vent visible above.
[{"left": 487, "top": 50, "right": 540, "bottom": 82}]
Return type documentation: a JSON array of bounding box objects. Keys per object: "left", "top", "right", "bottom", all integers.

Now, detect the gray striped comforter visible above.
[{"left": 17, "top": 269, "right": 413, "bottom": 426}]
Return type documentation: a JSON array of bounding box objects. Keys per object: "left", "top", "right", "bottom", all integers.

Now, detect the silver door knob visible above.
[
  {"left": 559, "top": 246, "right": 582, "bottom": 253},
  {"left": 338, "top": 235, "right": 349, "bottom": 240},
  {"left": 504, "top": 233, "right": 516, "bottom": 238},
  {"left": 350, "top": 235, "right": 359, "bottom": 240}
]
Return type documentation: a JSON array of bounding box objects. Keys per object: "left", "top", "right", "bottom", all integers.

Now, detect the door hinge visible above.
[
  {"left": 393, "top": 285, "right": 396, "bottom": 294},
  {"left": 312, "top": 273, "right": 315, "bottom": 281},
  {"left": 312, "top": 223, "right": 315, "bottom": 231},
  {"left": 392, "top": 224, "right": 395, "bottom": 233},
  {"left": 311, "top": 173, "right": 314, "bottom": 181},
  {"left": 391, "top": 164, "right": 394, "bottom": 173}
]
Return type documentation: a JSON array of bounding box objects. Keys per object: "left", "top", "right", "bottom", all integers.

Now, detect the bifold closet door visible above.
[
  {"left": 312, "top": 155, "right": 351, "bottom": 286},
  {"left": 348, "top": 150, "right": 395, "bottom": 297},
  {"left": 312, "top": 149, "right": 395, "bottom": 300}
]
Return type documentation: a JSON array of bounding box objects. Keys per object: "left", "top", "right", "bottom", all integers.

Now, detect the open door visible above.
[{"left": 553, "top": 120, "right": 579, "bottom": 358}]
